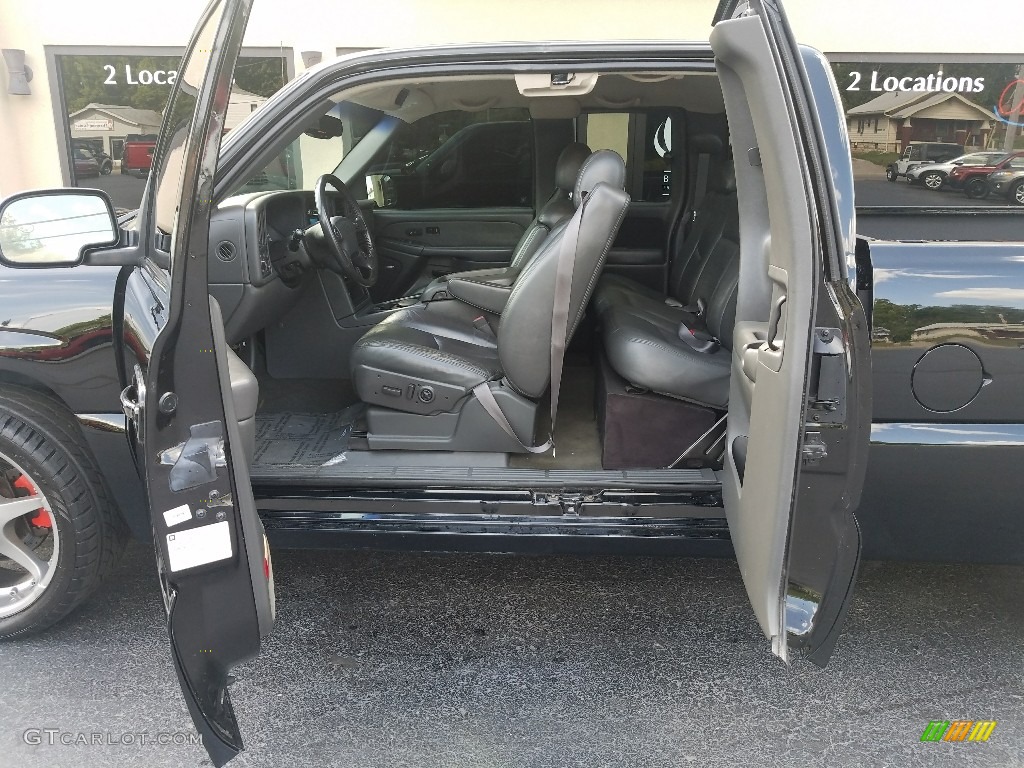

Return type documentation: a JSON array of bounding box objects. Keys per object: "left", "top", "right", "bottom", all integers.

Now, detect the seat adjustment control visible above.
[
  {"left": 382, "top": 385, "right": 402, "bottom": 397},
  {"left": 418, "top": 386, "right": 435, "bottom": 404}
]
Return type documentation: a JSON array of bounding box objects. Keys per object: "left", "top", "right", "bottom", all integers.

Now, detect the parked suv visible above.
[
  {"left": 987, "top": 165, "right": 1024, "bottom": 205},
  {"left": 905, "top": 150, "right": 1005, "bottom": 190},
  {"left": 948, "top": 150, "right": 1024, "bottom": 198},
  {"left": 71, "top": 140, "right": 113, "bottom": 175},
  {"left": 885, "top": 141, "right": 962, "bottom": 182}
]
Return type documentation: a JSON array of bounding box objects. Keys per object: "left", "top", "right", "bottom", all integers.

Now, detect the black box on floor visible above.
[{"left": 595, "top": 350, "right": 718, "bottom": 469}]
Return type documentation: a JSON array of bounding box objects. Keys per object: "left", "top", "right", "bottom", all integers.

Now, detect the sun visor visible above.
[{"left": 528, "top": 98, "right": 581, "bottom": 120}]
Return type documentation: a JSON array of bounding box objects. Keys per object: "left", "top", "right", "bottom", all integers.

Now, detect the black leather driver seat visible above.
[{"left": 350, "top": 150, "right": 629, "bottom": 451}]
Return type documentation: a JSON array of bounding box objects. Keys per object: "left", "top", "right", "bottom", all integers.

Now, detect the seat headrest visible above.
[
  {"left": 690, "top": 133, "right": 724, "bottom": 156},
  {"left": 574, "top": 149, "right": 626, "bottom": 206},
  {"left": 555, "top": 142, "right": 592, "bottom": 191}
]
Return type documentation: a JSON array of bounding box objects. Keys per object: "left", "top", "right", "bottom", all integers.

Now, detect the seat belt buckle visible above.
[
  {"left": 472, "top": 315, "right": 493, "bottom": 335},
  {"left": 679, "top": 296, "right": 707, "bottom": 317},
  {"left": 677, "top": 319, "right": 720, "bottom": 354}
]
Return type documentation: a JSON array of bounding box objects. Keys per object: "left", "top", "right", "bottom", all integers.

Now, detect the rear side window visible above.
[
  {"left": 368, "top": 108, "right": 533, "bottom": 209},
  {"left": 581, "top": 110, "right": 674, "bottom": 202}
]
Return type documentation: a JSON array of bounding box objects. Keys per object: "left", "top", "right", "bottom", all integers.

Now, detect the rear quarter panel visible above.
[{"left": 857, "top": 236, "right": 1024, "bottom": 563}]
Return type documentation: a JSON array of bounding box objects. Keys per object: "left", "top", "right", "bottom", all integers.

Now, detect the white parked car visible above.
[{"left": 906, "top": 150, "right": 1006, "bottom": 190}]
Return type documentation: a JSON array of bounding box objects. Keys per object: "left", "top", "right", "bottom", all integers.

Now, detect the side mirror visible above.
[{"left": 0, "top": 189, "right": 118, "bottom": 268}]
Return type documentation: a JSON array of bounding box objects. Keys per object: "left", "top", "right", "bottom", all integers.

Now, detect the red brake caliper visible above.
[{"left": 13, "top": 476, "right": 51, "bottom": 528}]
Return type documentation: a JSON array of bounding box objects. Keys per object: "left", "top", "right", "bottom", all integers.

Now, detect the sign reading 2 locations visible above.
[
  {"left": 845, "top": 69, "right": 985, "bottom": 94},
  {"left": 102, "top": 64, "right": 178, "bottom": 86}
]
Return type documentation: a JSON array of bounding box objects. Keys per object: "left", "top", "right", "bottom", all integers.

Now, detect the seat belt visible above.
[
  {"left": 691, "top": 152, "right": 711, "bottom": 222},
  {"left": 472, "top": 197, "right": 588, "bottom": 455}
]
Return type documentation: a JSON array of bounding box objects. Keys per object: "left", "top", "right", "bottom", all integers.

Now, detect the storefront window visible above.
[
  {"left": 829, "top": 58, "right": 1024, "bottom": 210},
  {"left": 55, "top": 51, "right": 290, "bottom": 212}
]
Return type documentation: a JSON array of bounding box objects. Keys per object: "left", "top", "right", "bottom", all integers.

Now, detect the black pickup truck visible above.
[{"left": 0, "top": 0, "right": 1021, "bottom": 764}]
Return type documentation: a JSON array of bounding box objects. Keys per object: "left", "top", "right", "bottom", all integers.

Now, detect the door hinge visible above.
[
  {"left": 801, "top": 431, "right": 828, "bottom": 465},
  {"left": 808, "top": 328, "right": 846, "bottom": 424}
]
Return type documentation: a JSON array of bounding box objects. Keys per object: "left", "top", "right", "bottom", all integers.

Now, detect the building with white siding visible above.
[{"left": 847, "top": 91, "right": 996, "bottom": 153}]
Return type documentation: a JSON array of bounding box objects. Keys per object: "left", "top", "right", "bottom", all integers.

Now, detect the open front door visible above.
[
  {"left": 114, "top": 0, "right": 274, "bottom": 764},
  {"left": 711, "top": 0, "right": 872, "bottom": 665}
]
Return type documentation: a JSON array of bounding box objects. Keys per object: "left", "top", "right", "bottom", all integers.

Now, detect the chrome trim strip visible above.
[{"left": 76, "top": 413, "right": 126, "bottom": 434}]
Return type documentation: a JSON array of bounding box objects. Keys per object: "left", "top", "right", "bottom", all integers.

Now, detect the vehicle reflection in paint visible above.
[
  {"left": 867, "top": 241, "right": 1024, "bottom": 422},
  {"left": 0, "top": 265, "right": 124, "bottom": 412}
]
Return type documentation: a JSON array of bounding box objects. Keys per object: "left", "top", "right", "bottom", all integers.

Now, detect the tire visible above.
[
  {"left": 964, "top": 178, "right": 989, "bottom": 199},
  {"left": 1011, "top": 181, "right": 1024, "bottom": 206},
  {"left": 99, "top": 160, "right": 112, "bottom": 176},
  {"left": 0, "top": 386, "right": 127, "bottom": 639},
  {"left": 922, "top": 171, "right": 945, "bottom": 190},
  {"left": 885, "top": 167, "right": 897, "bottom": 182}
]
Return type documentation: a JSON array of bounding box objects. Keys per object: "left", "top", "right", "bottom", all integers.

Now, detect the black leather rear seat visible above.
[{"left": 594, "top": 139, "right": 739, "bottom": 408}]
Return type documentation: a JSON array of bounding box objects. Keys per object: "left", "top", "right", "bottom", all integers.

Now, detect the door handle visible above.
[
  {"left": 758, "top": 265, "right": 788, "bottom": 373},
  {"left": 120, "top": 364, "right": 146, "bottom": 440},
  {"left": 765, "top": 294, "right": 786, "bottom": 350},
  {"left": 119, "top": 386, "right": 140, "bottom": 422}
]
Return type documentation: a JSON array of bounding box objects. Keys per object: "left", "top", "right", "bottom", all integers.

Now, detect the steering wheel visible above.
[{"left": 313, "top": 174, "right": 378, "bottom": 287}]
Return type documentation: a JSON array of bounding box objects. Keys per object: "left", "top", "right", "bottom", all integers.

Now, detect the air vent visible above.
[{"left": 216, "top": 240, "right": 236, "bottom": 261}]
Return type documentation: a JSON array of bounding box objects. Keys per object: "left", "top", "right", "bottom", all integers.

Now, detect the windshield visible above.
[{"left": 226, "top": 98, "right": 534, "bottom": 209}]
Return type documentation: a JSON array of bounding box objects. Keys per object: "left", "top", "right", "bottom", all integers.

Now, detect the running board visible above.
[
  {"left": 250, "top": 465, "right": 719, "bottom": 491},
  {"left": 258, "top": 507, "right": 732, "bottom": 554}
]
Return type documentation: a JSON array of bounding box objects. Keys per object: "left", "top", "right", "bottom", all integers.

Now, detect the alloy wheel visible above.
[
  {"left": 923, "top": 173, "right": 943, "bottom": 190},
  {"left": 1014, "top": 182, "right": 1024, "bottom": 206},
  {"left": 0, "top": 452, "right": 60, "bottom": 620}
]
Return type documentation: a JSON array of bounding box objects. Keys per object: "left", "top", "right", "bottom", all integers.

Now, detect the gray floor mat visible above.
[{"left": 253, "top": 406, "right": 363, "bottom": 468}]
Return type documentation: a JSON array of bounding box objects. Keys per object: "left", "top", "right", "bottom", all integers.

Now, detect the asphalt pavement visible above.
[
  {"left": 1, "top": 541, "right": 1022, "bottom": 768},
  {"left": 85, "top": 173, "right": 148, "bottom": 212},
  {"left": 849, "top": 159, "right": 993, "bottom": 208}
]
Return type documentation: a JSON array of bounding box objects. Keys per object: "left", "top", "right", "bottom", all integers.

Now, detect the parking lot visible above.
[{"left": 1, "top": 541, "right": 1021, "bottom": 768}]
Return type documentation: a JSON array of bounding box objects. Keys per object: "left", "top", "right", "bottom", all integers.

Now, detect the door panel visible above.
[
  {"left": 114, "top": 0, "right": 273, "bottom": 764},
  {"left": 368, "top": 207, "right": 534, "bottom": 300},
  {"left": 713, "top": 0, "right": 870, "bottom": 665}
]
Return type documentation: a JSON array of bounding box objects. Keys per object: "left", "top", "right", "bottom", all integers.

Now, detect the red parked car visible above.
[{"left": 948, "top": 150, "right": 1024, "bottom": 199}]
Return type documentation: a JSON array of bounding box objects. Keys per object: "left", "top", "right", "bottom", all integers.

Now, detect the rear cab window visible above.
[{"left": 580, "top": 110, "right": 675, "bottom": 202}]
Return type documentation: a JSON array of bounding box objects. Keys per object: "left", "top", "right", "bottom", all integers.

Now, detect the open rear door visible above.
[
  {"left": 113, "top": 0, "right": 275, "bottom": 764},
  {"left": 711, "top": 0, "right": 872, "bottom": 665}
]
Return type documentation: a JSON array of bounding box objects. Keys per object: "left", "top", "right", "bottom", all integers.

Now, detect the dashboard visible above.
[{"left": 207, "top": 190, "right": 339, "bottom": 344}]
